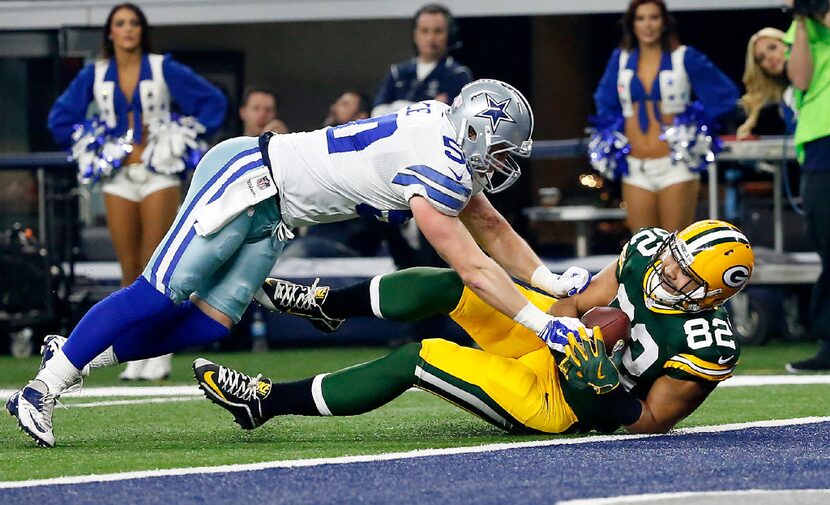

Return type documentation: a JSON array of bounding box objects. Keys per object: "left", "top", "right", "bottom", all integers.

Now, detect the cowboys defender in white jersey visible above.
[
  {"left": 270, "top": 98, "right": 470, "bottom": 226},
  {"left": 8, "top": 79, "right": 591, "bottom": 448}
]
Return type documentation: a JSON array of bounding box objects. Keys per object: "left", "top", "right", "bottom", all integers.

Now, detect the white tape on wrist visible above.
[
  {"left": 530, "top": 265, "right": 559, "bottom": 294},
  {"left": 512, "top": 302, "right": 552, "bottom": 335}
]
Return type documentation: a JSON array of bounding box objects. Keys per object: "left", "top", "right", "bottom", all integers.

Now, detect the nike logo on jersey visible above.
[
  {"left": 448, "top": 166, "right": 464, "bottom": 181},
  {"left": 717, "top": 355, "right": 734, "bottom": 365}
]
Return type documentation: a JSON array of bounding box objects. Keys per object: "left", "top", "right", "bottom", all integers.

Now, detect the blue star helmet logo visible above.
[{"left": 474, "top": 94, "right": 516, "bottom": 132}]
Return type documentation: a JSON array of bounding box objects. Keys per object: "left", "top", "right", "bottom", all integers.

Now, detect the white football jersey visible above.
[{"left": 266, "top": 100, "right": 476, "bottom": 228}]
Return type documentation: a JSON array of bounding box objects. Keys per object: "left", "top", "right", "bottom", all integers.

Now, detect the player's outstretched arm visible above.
[
  {"left": 413, "top": 196, "right": 530, "bottom": 317},
  {"left": 623, "top": 376, "right": 715, "bottom": 434},
  {"left": 459, "top": 194, "right": 590, "bottom": 298},
  {"left": 458, "top": 193, "right": 543, "bottom": 282}
]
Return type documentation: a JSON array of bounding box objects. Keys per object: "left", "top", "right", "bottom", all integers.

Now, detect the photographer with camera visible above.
[{"left": 784, "top": 0, "right": 830, "bottom": 372}]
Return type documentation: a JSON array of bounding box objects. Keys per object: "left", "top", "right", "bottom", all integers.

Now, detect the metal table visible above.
[
  {"left": 523, "top": 205, "right": 627, "bottom": 257},
  {"left": 718, "top": 136, "right": 795, "bottom": 254}
]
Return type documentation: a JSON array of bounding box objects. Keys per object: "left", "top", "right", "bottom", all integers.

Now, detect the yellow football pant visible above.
[{"left": 415, "top": 285, "right": 578, "bottom": 434}]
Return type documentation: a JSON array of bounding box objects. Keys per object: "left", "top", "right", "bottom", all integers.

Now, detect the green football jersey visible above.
[
  {"left": 611, "top": 227, "right": 740, "bottom": 399},
  {"left": 561, "top": 227, "right": 740, "bottom": 431}
]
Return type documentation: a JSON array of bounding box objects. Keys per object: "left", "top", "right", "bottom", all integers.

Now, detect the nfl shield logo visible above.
[{"left": 256, "top": 176, "right": 271, "bottom": 191}]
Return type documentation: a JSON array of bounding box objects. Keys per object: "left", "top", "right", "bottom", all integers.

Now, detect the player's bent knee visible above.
[
  {"left": 229, "top": 284, "right": 255, "bottom": 307},
  {"left": 169, "top": 274, "right": 202, "bottom": 301},
  {"left": 388, "top": 342, "right": 423, "bottom": 378}
]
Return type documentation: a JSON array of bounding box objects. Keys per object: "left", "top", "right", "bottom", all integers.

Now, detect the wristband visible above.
[
  {"left": 530, "top": 265, "right": 558, "bottom": 293},
  {"left": 513, "top": 302, "right": 551, "bottom": 335}
]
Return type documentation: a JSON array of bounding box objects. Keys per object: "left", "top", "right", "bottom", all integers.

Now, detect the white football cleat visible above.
[
  {"left": 6, "top": 379, "right": 57, "bottom": 448},
  {"left": 119, "top": 360, "right": 146, "bottom": 381},
  {"left": 138, "top": 354, "right": 172, "bottom": 381}
]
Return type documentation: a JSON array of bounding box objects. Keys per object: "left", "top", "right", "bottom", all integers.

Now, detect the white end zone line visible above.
[
  {"left": 557, "top": 488, "right": 830, "bottom": 505},
  {"left": 1, "top": 416, "right": 829, "bottom": 490}
]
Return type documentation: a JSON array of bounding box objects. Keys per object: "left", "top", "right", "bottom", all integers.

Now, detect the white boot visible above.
[
  {"left": 138, "top": 354, "right": 172, "bottom": 381},
  {"left": 119, "top": 360, "right": 146, "bottom": 381}
]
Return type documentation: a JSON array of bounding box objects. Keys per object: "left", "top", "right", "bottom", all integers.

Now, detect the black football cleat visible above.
[
  {"left": 193, "top": 358, "right": 273, "bottom": 430},
  {"left": 785, "top": 354, "right": 830, "bottom": 374},
  {"left": 254, "top": 277, "right": 344, "bottom": 333}
]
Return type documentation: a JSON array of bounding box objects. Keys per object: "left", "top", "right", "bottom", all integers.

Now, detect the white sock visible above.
[
  {"left": 311, "top": 373, "right": 333, "bottom": 416},
  {"left": 369, "top": 275, "right": 384, "bottom": 319},
  {"left": 35, "top": 349, "right": 81, "bottom": 394},
  {"left": 89, "top": 347, "right": 119, "bottom": 369}
]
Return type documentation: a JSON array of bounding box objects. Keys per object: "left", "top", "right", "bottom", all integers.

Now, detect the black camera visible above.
[{"left": 793, "top": 0, "right": 829, "bottom": 15}]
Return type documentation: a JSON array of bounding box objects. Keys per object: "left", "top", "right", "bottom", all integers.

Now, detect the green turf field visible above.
[{"left": 1, "top": 343, "right": 829, "bottom": 482}]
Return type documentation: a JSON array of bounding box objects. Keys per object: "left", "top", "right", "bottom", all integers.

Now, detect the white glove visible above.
[
  {"left": 513, "top": 303, "right": 588, "bottom": 353},
  {"left": 531, "top": 265, "right": 592, "bottom": 298}
]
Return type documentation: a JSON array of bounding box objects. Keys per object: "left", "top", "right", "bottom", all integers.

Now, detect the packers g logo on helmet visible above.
[
  {"left": 645, "top": 220, "right": 754, "bottom": 312},
  {"left": 723, "top": 265, "right": 751, "bottom": 288}
]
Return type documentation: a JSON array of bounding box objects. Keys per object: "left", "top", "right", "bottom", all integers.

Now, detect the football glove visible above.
[
  {"left": 537, "top": 316, "right": 587, "bottom": 353},
  {"left": 558, "top": 326, "right": 624, "bottom": 395},
  {"left": 531, "top": 266, "right": 592, "bottom": 298}
]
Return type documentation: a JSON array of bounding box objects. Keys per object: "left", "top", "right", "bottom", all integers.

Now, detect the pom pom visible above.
[
  {"left": 586, "top": 115, "right": 631, "bottom": 181},
  {"left": 142, "top": 114, "right": 207, "bottom": 175},
  {"left": 69, "top": 116, "right": 133, "bottom": 185},
  {"left": 661, "top": 101, "right": 723, "bottom": 173}
]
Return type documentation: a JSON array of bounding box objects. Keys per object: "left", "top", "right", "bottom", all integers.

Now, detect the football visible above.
[{"left": 581, "top": 306, "right": 632, "bottom": 355}]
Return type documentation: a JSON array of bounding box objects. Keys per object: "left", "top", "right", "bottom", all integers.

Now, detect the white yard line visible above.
[
  {"left": 557, "top": 488, "right": 830, "bottom": 505},
  {"left": 1, "top": 374, "right": 828, "bottom": 402},
  {"left": 1, "top": 416, "right": 828, "bottom": 490},
  {"left": 721, "top": 375, "right": 830, "bottom": 387},
  {"left": 0, "top": 385, "right": 202, "bottom": 400},
  {"left": 62, "top": 397, "right": 200, "bottom": 408}
]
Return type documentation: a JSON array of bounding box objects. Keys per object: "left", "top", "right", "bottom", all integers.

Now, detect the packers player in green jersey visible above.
[
  {"left": 551, "top": 219, "right": 754, "bottom": 433},
  {"left": 194, "top": 220, "right": 754, "bottom": 435}
]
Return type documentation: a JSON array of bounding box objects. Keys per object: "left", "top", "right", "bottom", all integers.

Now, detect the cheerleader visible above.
[
  {"left": 738, "top": 27, "right": 797, "bottom": 138},
  {"left": 593, "top": 0, "right": 738, "bottom": 232},
  {"left": 48, "top": 3, "right": 227, "bottom": 380}
]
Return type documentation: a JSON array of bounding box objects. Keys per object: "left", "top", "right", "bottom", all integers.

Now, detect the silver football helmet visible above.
[{"left": 445, "top": 79, "right": 534, "bottom": 193}]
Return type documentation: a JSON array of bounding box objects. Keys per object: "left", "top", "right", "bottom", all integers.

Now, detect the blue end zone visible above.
[{"left": 3, "top": 421, "right": 829, "bottom": 504}]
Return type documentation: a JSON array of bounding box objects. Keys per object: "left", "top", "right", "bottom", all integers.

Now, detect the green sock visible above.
[
  {"left": 378, "top": 267, "right": 464, "bottom": 320},
  {"left": 322, "top": 342, "right": 422, "bottom": 415}
]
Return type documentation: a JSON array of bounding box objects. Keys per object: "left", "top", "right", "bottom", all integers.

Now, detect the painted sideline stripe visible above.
[
  {"left": 1, "top": 374, "right": 828, "bottom": 402},
  {"left": 1, "top": 416, "right": 828, "bottom": 490},
  {"left": 65, "top": 397, "right": 200, "bottom": 409},
  {"left": 722, "top": 375, "right": 830, "bottom": 387},
  {"left": 557, "top": 488, "right": 830, "bottom": 505},
  {"left": 0, "top": 386, "right": 202, "bottom": 400}
]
